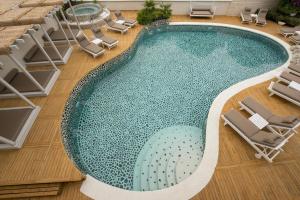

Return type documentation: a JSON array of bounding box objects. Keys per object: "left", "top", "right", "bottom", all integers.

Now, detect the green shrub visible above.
[
  {"left": 158, "top": 3, "right": 172, "bottom": 19},
  {"left": 137, "top": 0, "right": 172, "bottom": 25},
  {"left": 137, "top": 10, "right": 155, "bottom": 25},
  {"left": 277, "top": 0, "right": 300, "bottom": 15},
  {"left": 267, "top": 0, "right": 300, "bottom": 26},
  {"left": 284, "top": 15, "right": 300, "bottom": 26}
]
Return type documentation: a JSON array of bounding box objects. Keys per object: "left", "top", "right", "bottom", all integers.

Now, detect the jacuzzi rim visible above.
[
  {"left": 64, "top": 22, "right": 291, "bottom": 200},
  {"left": 66, "top": 3, "right": 102, "bottom": 17}
]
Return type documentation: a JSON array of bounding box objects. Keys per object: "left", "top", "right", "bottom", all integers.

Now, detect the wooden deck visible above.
[{"left": 0, "top": 12, "right": 299, "bottom": 199}]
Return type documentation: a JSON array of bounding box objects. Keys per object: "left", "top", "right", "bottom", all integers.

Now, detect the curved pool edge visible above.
[{"left": 76, "top": 22, "right": 291, "bottom": 200}]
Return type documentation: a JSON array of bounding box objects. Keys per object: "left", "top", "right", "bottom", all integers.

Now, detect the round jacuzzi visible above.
[{"left": 66, "top": 3, "right": 102, "bottom": 22}]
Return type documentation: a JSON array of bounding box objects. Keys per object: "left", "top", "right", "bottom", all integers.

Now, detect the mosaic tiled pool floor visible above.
[
  {"left": 133, "top": 126, "right": 203, "bottom": 191},
  {"left": 63, "top": 25, "right": 288, "bottom": 191}
]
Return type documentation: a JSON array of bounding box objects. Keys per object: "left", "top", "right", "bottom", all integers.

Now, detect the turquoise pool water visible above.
[{"left": 62, "top": 25, "right": 288, "bottom": 191}]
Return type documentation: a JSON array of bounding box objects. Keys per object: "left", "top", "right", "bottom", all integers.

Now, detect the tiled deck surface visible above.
[{"left": 0, "top": 12, "right": 299, "bottom": 200}]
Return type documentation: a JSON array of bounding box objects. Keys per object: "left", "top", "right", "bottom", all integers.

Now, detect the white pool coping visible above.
[{"left": 80, "top": 22, "right": 291, "bottom": 200}]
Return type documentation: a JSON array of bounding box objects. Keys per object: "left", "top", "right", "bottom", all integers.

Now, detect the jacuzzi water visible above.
[
  {"left": 62, "top": 25, "right": 288, "bottom": 192},
  {"left": 73, "top": 7, "right": 99, "bottom": 16}
]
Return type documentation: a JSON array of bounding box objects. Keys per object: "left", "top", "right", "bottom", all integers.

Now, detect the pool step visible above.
[
  {"left": 133, "top": 132, "right": 161, "bottom": 191},
  {"left": 132, "top": 126, "right": 204, "bottom": 191}
]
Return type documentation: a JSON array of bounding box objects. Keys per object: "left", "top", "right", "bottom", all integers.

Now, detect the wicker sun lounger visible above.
[{"left": 239, "top": 96, "right": 300, "bottom": 138}]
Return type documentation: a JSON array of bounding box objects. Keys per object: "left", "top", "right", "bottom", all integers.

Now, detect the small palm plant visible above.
[
  {"left": 144, "top": 0, "right": 156, "bottom": 12},
  {"left": 159, "top": 3, "right": 172, "bottom": 19},
  {"left": 137, "top": 0, "right": 172, "bottom": 25}
]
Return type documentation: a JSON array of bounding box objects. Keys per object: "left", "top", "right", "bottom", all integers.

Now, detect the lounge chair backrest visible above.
[
  {"left": 224, "top": 109, "right": 260, "bottom": 138},
  {"left": 242, "top": 97, "right": 273, "bottom": 120},
  {"left": 273, "top": 82, "right": 300, "bottom": 102},
  {"left": 295, "top": 25, "right": 300, "bottom": 30},
  {"left": 114, "top": 10, "right": 124, "bottom": 20},
  {"left": 46, "top": 27, "right": 54, "bottom": 35},
  {"left": 192, "top": 6, "right": 213, "bottom": 13},
  {"left": 92, "top": 27, "right": 104, "bottom": 38},
  {"left": 76, "top": 33, "right": 90, "bottom": 47},
  {"left": 258, "top": 9, "right": 268, "bottom": 18},
  {"left": 104, "top": 17, "right": 115, "bottom": 26},
  {"left": 243, "top": 7, "right": 251, "bottom": 14},
  {"left": 24, "top": 45, "right": 39, "bottom": 62}
]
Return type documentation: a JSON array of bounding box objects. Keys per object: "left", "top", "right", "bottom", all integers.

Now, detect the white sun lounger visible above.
[
  {"left": 104, "top": 17, "right": 129, "bottom": 34},
  {"left": 76, "top": 32, "right": 105, "bottom": 58},
  {"left": 222, "top": 109, "right": 287, "bottom": 162},
  {"left": 255, "top": 8, "right": 268, "bottom": 26},
  {"left": 91, "top": 27, "right": 119, "bottom": 50},
  {"left": 0, "top": 77, "right": 40, "bottom": 149},
  {"left": 287, "top": 63, "right": 300, "bottom": 77},
  {"left": 114, "top": 10, "right": 137, "bottom": 28},
  {"left": 290, "top": 34, "right": 300, "bottom": 45},
  {"left": 240, "top": 7, "right": 252, "bottom": 24},
  {"left": 189, "top": 6, "right": 215, "bottom": 18},
  {"left": 268, "top": 82, "right": 300, "bottom": 107},
  {"left": 280, "top": 25, "right": 300, "bottom": 37},
  {"left": 239, "top": 96, "right": 299, "bottom": 139},
  {"left": 277, "top": 71, "right": 300, "bottom": 84}
]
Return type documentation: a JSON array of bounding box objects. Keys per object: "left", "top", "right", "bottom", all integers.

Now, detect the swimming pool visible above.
[{"left": 62, "top": 24, "right": 289, "bottom": 194}]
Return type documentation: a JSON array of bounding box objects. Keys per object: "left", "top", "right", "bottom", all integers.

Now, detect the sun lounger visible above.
[
  {"left": 287, "top": 63, "right": 300, "bottom": 76},
  {"left": 114, "top": 10, "right": 137, "bottom": 28},
  {"left": 0, "top": 68, "right": 58, "bottom": 98},
  {"left": 290, "top": 34, "right": 300, "bottom": 45},
  {"left": 91, "top": 27, "right": 119, "bottom": 50},
  {"left": 280, "top": 25, "right": 300, "bottom": 37},
  {"left": 190, "top": 6, "right": 215, "bottom": 18},
  {"left": 277, "top": 71, "right": 300, "bottom": 84},
  {"left": 0, "top": 77, "right": 40, "bottom": 149},
  {"left": 222, "top": 109, "right": 287, "bottom": 162},
  {"left": 255, "top": 8, "right": 268, "bottom": 26},
  {"left": 43, "top": 27, "right": 79, "bottom": 44},
  {"left": 240, "top": 7, "right": 252, "bottom": 23},
  {"left": 24, "top": 44, "right": 71, "bottom": 66},
  {"left": 291, "top": 45, "right": 300, "bottom": 51},
  {"left": 104, "top": 17, "right": 129, "bottom": 34},
  {"left": 0, "top": 108, "right": 38, "bottom": 149},
  {"left": 76, "top": 32, "right": 105, "bottom": 58},
  {"left": 268, "top": 82, "right": 300, "bottom": 107},
  {"left": 239, "top": 96, "right": 299, "bottom": 138}
]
